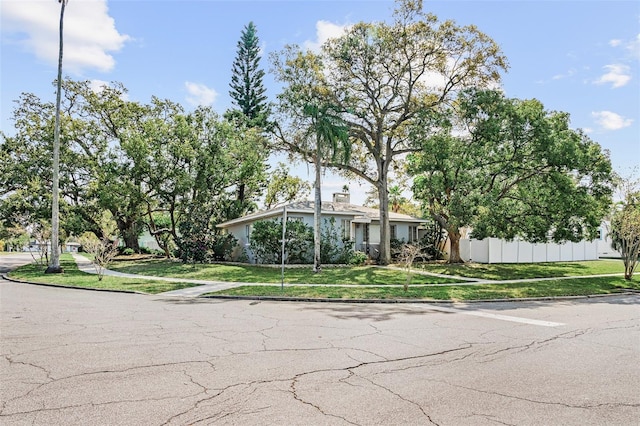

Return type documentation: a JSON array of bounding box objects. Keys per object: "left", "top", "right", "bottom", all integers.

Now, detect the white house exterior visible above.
[
  {"left": 596, "top": 220, "right": 621, "bottom": 258},
  {"left": 217, "top": 193, "right": 427, "bottom": 263}
]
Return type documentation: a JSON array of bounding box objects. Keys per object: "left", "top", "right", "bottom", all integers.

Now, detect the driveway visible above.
[{"left": 1, "top": 261, "right": 638, "bottom": 425}]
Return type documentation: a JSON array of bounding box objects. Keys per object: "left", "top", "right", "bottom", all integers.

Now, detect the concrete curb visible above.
[
  {"left": 199, "top": 291, "right": 637, "bottom": 304},
  {"left": 1, "top": 273, "right": 146, "bottom": 295}
]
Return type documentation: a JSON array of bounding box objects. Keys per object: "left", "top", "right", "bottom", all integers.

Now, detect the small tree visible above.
[
  {"left": 610, "top": 192, "right": 640, "bottom": 280},
  {"left": 30, "top": 220, "right": 51, "bottom": 268},
  {"left": 78, "top": 232, "right": 119, "bottom": 281},
  {"left": 398, "top": 243, "right": 423, "bottom": 292}
]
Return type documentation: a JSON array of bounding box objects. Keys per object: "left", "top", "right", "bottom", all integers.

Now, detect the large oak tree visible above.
[
  {"left": 408, "top": 89, "right": 614, "bottom": 262},
  {"left": 271, "top": 0, "right": 507, "bottom": 263}
]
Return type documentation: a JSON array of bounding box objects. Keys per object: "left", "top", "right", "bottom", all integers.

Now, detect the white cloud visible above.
[
  {"left": 185, "top": 82, "right": 218, "bottom": 107},
  {"left": 1, "top": 0, "right": 130, "bottom": 74},
  {"left": 594, "top": 64, "right": 631, "bottom": 88},
  {"left": 552, "top": 68, "right": 576, "bottom": 80},
  {"left": 591, "top": 111, "right": 633, "bottom": 130},
  {"left": 609, "top": 39, "right": 622, "bottom": 47},
  {"left": 89, "top": 79, "right": 110, "bottom": 93},
  {"left": 303, "top": 20, "right": 350, "bottom": 52}
]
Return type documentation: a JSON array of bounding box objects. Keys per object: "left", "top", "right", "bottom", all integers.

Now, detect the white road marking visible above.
[{"left": 416, "top": 305, "right": 565, "bottom": 327}]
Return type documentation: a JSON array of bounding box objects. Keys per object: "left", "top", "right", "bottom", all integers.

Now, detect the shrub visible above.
[
  {"left": 122, "top": 248, "right": 135, "bottom": 256},
  {"left": 175, "top": 212, "right": 238, "bottom": 263},
  {"left": 320, "top": 217, "right": 342, "bottom": 263},
  {"left": 348, "top": 251, "right": 368, "bottom": 265},
  {"left": 250, "top": 219, "right": 313, "bottom": 264}
]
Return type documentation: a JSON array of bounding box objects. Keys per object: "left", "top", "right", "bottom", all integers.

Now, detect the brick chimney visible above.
[{"left": 332, "top": 192, "right": 350, "bottom": 203}]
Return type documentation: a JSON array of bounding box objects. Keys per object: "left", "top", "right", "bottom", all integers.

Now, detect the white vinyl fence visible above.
[{"left": 460, "top": 238, "right": 599, "bottom": 263}]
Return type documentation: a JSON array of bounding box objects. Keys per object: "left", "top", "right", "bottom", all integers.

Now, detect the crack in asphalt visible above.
[
  {"left": 477, "top": 328, "right": 591, "bottom": 360},
  {"left": 465, "top": 413, "right": 517, "bottom": 426},
  {"left": 158, "top": 345, "right": 472, "bottom": 425},
  {"left": 432, "top": 379, "right": 640, "bottom": 410},
  {"left": 287, "top": 345, "right": 471, "bottom": 425},
  {"left": 356, "top": 373, "right": 440, "bottom": 425}
]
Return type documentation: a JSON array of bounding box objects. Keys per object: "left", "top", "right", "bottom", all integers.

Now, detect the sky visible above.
[{"left": 1, "top": 0, "right": 639, "bottom": 206}]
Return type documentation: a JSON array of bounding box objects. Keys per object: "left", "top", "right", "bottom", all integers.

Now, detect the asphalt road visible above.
[{"left": 1, "top": 254, "right": 639, "bottom": 425}]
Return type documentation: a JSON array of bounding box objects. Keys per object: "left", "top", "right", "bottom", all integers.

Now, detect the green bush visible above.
[
  {"left": 122, "top": 248, "right": 135, "bottom": 256},
  {"left": 175, "top": 211, "right": 238, "bottom": 263},
  {"left": 250, "top": 219, "right": 313, "bottom": 264},
  {"left": 348, "top": 251, "right": 368, "bottom": 265}
]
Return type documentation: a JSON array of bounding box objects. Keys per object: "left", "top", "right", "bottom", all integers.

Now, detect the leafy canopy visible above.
[{"left": 409, "top": 89, "right": 613, "bottom": 260}]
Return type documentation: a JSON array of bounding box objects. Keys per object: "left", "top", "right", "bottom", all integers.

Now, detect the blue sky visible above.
[{"left": 2, "top": 0, "right": 638, "bottom": 205}]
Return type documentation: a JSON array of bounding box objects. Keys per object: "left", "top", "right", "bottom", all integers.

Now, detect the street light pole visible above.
[{"left": 46, "top": 0, "right": 67, "bottom": 274}]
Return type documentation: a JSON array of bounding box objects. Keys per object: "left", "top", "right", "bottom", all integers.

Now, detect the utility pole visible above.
[{"left": 46, "top": 0, "right": 67, "bottom": 274}]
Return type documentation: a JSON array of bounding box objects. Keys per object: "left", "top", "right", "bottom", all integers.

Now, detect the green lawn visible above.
[
  {"left": 8, "top": 255, "right": 199, "bottom": 294},
  {"left": 9, "top": 255, "right": 639, "bottom": 301},
  {"left": 415, "top": 260, "right": 625, "bottom": 280},
  {"left": 108, "top": 258, "right": 464, "bottom": 285},
  {"left": 207, "top": 276, "right": 640, "bottom": 300}
]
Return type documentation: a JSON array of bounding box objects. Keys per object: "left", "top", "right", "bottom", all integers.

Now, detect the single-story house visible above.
[{"left": 217, "top": 193, "right": 427, "bottom": 263}]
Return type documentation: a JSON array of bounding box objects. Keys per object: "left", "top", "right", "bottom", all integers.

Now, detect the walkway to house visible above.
[{"left": 71, "top": 253, "right": 626, "bottom": 298}]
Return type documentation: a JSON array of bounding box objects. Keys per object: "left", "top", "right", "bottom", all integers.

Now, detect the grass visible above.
[
  {"left": 8, "top": 254, "right": 199, "bottom": 295},
  {"left": 108, "top": 258, "right": 464, "bottom": 285},
  {"left": 206, "top": 276, "right": 640, "bottom": 300},
  {"left": 8, "top": 254, "right": 639, "bottom": 301},
  {"left": 415, "top": 260, "right": 625, "bottom": 280}
]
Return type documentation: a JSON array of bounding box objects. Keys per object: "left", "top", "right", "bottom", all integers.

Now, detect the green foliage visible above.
[
  {"left": 249, "top": 219, "right": 313, "bottom": 264},
  {"left": 264, "top": 163, "right": 311, "bottom": 209},
  {"left": 175, "top": 209, "right": 238, "bottom": 264},
  {"left": 271, "top": 1, "right": 507, "bottom": 264},
  {"left": 229, "top": 21, "right": 269, "bottom": 126},
  {"left": 348, "top": 251, "right": 368, "bottom": 266},
  {"left": 122, "top": 248, "right": 135, "bottom": 256},
  {"left": 319, "top": 217, "right": 355, "bottom": 264},
  {"left": 409, "top": 89, "right": 614, "bottom": 262},
  {"left": 2, "top": 78, "right": 269, "bottom": 258},
  {"left": 419, "top": 220, "right": 447, "bottom": 260},
  {"left": 609, "top": 191, "right": 640, "bottom": 280}
]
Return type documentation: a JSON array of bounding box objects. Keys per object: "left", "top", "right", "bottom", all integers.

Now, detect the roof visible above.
[{"left": 217, "top": 201, "right": 426, "bottom": 228}]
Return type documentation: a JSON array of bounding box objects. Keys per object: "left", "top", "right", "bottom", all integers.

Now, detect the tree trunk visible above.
[
  {"left": 117, "top": 218, "right": 140, "bottom": 252},
  {"left": 313, "top": 152, "right": 322, "bottom": 273},
  {"left": 448, "top": 228, "right": 464, "bottom": 264},
  {"left": 378, "top": 177, "right": 391, "bottom": 265}
]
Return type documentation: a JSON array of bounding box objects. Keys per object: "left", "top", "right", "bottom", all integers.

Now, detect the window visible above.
[
  {"left": 390, "top": 225, "right": 397, "bottom": 240},
  {"left": 287, "top": 216, "right": 304, "bottom": 223},
  {"left": 409, "top": 226, "right": 418, "bottom": 242},
  {"left": 341, "top": 219, "right": 351, "bottom": 240},
  {"left": 245, "top": 225, "right": 251, "bottom": 238}
]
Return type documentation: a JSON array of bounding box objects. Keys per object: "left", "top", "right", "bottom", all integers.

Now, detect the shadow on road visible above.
[{"left": 296, "top": 303, "right": 454, "bottom": 322}]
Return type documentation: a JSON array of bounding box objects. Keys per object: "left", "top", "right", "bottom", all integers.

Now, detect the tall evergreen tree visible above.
[
  {"left": 228, "top": 21, "right": 270, "bottom": 217},
  {"left": 229, "top": 21, "right": 268, "bottom": 125}
]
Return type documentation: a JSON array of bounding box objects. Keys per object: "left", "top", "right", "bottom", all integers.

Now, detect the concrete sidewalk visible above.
[{"left": 71, "top": 253, "right": 244, "bottom": 296}]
